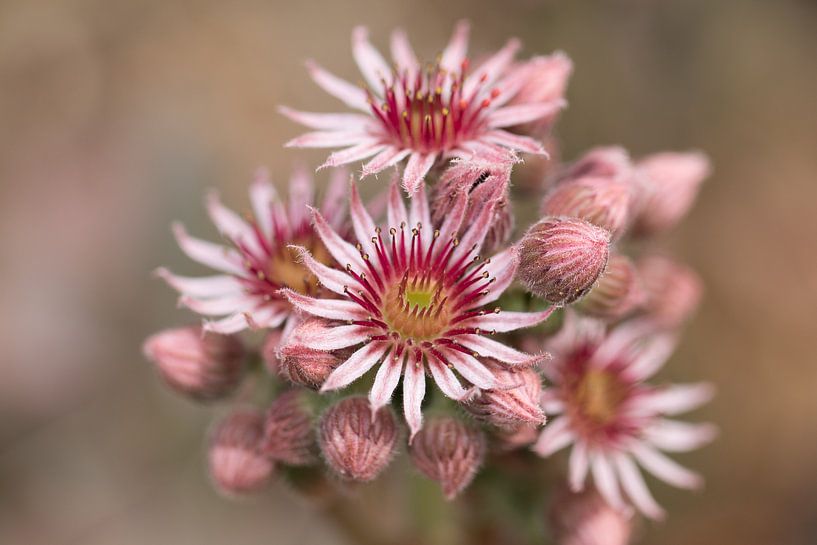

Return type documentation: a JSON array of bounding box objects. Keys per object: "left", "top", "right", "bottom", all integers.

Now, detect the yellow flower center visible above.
[
  {"left": 267, "top": 236, "right": 331, "bottom": 295},
  {"left": 381, "top": 275, "right": 454, "bottom": 341},
  {"left": 571, "top": 369, "right": 627, "bottom": 426}
]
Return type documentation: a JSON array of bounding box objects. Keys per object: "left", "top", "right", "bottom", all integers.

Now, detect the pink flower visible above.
[
  {"left": 533, "top": 313, "right": 717, "bottom": 519},
  {"left": 282, "top": 181, "right": 553, "bottom": 438},
  {"left": 281, "top": 22, "right": 566, "bottom": 195},
  {"left": 157, "top": 168, "right": 347, "bottom": 335}
]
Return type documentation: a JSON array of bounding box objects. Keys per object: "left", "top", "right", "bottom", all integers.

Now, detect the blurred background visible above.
[{"left": 1, "top": 0, "right": 816, "bottom": 543}]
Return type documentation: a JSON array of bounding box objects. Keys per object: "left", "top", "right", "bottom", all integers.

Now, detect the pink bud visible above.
[
  {"left": 556, "top": 147, "right": 632, "bottom": 186},
  {"left": 548, "top": 487, "right": 632, "bottom": 545},
  {"left": 541, "top": 177, "right": 632, "bottom": 239},
  {"left": 494, "top": 423, "right": 540, "bottom": 452},
  {"left": 260, "top": 330, "right": 283, "bottom": 375},
  {"left": 637, "top": 255, "right": 703, "bottom": 328},
  {"left": 510, "top": 52, "right": 573, "bottom": 137},
  {"left": 142, "top": 326, "right": 244, "bottom": 400},
  {"left": 278, "top": 318, "right": 343, "bottom": 389},
  {"left": 261, "top": 389, "right": 316, "bottom": 466},
  {"left": 517, "top": 217, "right": 611, "bottom": 305},
  {"left": 577, "top": 254, "right": 645, "bottom": 321},
  {"left": 409, "top": 417, "right": 486, "bottom": 500},
  {"left": 631, "top": 151, "right": 710, "bottom": 235},
  {"left": 208, "top": 408, "right": 274, "bottom": 495},
  {"left": 466, "top": 360, "right": 546, "bottom": 428},
  {"left": 318, "top": 396, "right": 398, "bottom": 482}
]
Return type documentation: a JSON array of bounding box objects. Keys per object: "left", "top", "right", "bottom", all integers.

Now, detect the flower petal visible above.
[
  {"left": 484, "top": 129, "right": 546, "bottom": 155},
  {"left": 179, "top": 294, "right": 252, "bottom": 316},
  {"left": 591, "top": 453, "right": 626, "bottom": 511},
  {"left": 287, "top": 166, "right": 315, "bottom": 228},
  {"left": 643, "top": 420, "right": 718, "bottom": 452},
  {"left": 458, "top": 334, "right": 548, "bottom": 367},
  {"left": 310, "top": 208, "right": 367, "bottom": 272},
  {"left": 352, "top": 27, "right": 392, "bottom": 92},
  {"left": 568, "top": 442, "right": 589, "bottom": 491},
  {"left": 286, "top": 130, "right": 372, "bottom": 149},
  {"left": 361, "top": 146, "right": 411, "bottom": 177},
  {"left": 369, "top": 349, "right": 405, "bottom": 410},
  {"left": 293, "top": 323, "right": 371, "bottom": 351},
  {"left": 630, "top": 442, "right": 703, "bottom": 490},
  {"left": 279, "top": 106, "right": 372, "bottom": 130},
  {"left": 390, "top": 28, "right": 419, "bottom": 78},
  {"left": 463, "top": 37, "right": 520, "bottom": 97},
  {"left": 463, "top": 308, "right": 555, "bottom": 333},
  {"left": 306, "top": 60, "right": 369, "bottom": 111},
  {"left": 281, "top": 289, "right": 366, "bottom": 321},
  {"left": 155, "top": 268, "right": 243, "bottom": 298},
  {"left": 533, "top": 416, "right": 574, "bottom": 457},
  {"left": 428, "top": 356, "right": 469, "bottom": 400},
  {"left": 443, "top": 349, "right": 499, "bottom": 389},
  {"left": 288, "top": 245, "right": 347, "bottom": 295},
  {"left": 321, "top": 341, "right": 389, "bottom": 392},
  {"left": 440, "top": 20, "right": 470, "bottom": 73},
  {"left": 249, "top": 168, "right": 278, "bottom": 240},
  {"left": 408, "top": 182, "right": 431, "bottom": 232},
  {"left": 320, "top": 141, "right": 385, "bottom": 169},
  {"left": 614, "top": 453, "right": 666, "bottom": 520},
  {"left": 488, "top": 100, "right": 566, "bottom": 128},
  {"left": 403, "top": 354, "right": 426, "bottom": 441},
  {"left": 637, "top": 383, "right": 715, "bottom": 416},
  {"left": 172, "top": 223, "right": 245, "bottom": 277},
  {"left": 402, "top": 152, "right": 436, "bottom": 196},
  {"left": 387, "top": 181, "right": 408, "bottom": 228}
]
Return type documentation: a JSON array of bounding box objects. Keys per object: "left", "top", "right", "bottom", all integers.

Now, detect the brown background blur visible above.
[{"left": 1, "top": 0, "right": 816, "bottom": 544}]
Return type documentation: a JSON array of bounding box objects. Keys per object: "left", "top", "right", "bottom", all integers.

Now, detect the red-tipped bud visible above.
[
  {"left": 518, "top": 217, "right": 611, "bottom": 305},
  {"left": 637, "top": 255, "right": 703, "bottom": 328},
  {"left": 261, "top": 390, "right": 316, "bottom": 466},
  {"left": 631, "top": 151, "right": 710, "bottom": 235},
  {"left": 278, "top": 319, "right": 343, "bottom": 389},
  {"left": 548, "top": 487, "right": 633, "bottom": 545},
  {"left": 208, "top": 409, "right": 274, "bottom": 495},
  {"left": 541, "top": 177, "right": 632, "bottom": 239},
  {"left": 577, "top": 254, "right": 645, "bottom": 321},
  {"left": 142, "top": 326, "right": 244, "bottom": 400},
  {"left": 318, "top": 397, "right": 398, "bottom": 482},
  {"left": 260, "top": 330, "right": 283, "bottom": 375},
  {"left": 410, "top": 417, "right": 486, "bottom": 500},
  {"left": 556, "top": 146, "right": 633, "bottom": 186},
  {"left": 466, "top": 361, "right": 546, "bottom": 429}
]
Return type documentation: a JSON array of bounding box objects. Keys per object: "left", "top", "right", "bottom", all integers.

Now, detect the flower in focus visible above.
[
  {"left": 281, "top": 22, "right": 566, "bottom": 194},
  {"left": 533, "top": 313, "right": 717, "bottom": 519},
  {"left": 283, "top": 182, "right": 553, "bottom": 438},
  {"left": 157, "top": 168, "right": 347, "bottom": 335}
]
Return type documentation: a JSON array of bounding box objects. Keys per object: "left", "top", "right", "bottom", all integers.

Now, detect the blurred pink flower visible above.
[
  {"left": 534, "top": 313, "right": 717, "bottom": 519},
  {"left": 281, "top": 22, "right": 565, "bottom": 194}
]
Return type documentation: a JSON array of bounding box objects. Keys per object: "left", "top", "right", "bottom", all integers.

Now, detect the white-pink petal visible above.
[
  {"left": 613, "top": 453, "right": 666, "bottom": 520},
  {"left": 320, "top": 141, "right": 385, "bottom": 168},
  {"left": 403, "top": 356, "right": 426, "bottom": 441},
  {"left": 369, "top": 350, "right": 405, "bottom": 410},
  {"left": 533, "top": 417, "right": 574, "bottom": 457},
  {"left": 428, "top": 357, "right": 470, "bottom": 400},
  {"left": 282, "top": 289, "right": 366, "bottom": 321},
  {"left": 321, "top": 341, "right": 389, "bottom": 392},
  {"left": 306, "top": 60, "right": 370, "bottom": 111},
  {"left": 591, "top": 454, "right": 627, "bottom": 511},
  {"left": 484, "top": 130, "right": 546, "bottom": 155},
  {"left": 488, "top": 100, "right": 566, "bottom": 128},
  {"left": 464, "top": 308, "right": 555, "bottom": 333},
  {"left": 458, "top": 334, "right": 546, "bottom": 366},
  {"left": 290, "top": 245, "right": 348, "bottom": 295},
  {"left": 310, "top": 208, "right": 367, "bottom": 272},
  {"left": 386, "top": 181, "right": 408, "bottom": 228},
  {"left": 352, "top": 27, "right": 392, "bottom": 93},
  {"left": 408, "top": 182, "right": 431, "bottom": 232},
  {"left": 463, "top": 38, "right": 520, "bottom": 97},
  {"left": 638, "top": 383, "right": 715, "bottom": 416},
  {"left": 288, "top": 166, "right": 314, "bottom": 228},
  {"left": 249, "top": 168, "right": 277, "bottom": 240},
  {"left": 293, "top": 323, "right": 370, "bottom": 351},
  {"left": 443, "top": 349, "right": 499, "bottom": 390},
  {"left": 644, "top": 419, "right": 718, "bottom": 452},
  {"left": 473, "top": 247, "right": 519, "bottom": 306},
  {"left": 389, "top": 29, "right": 419, "bottom": 78},
  {"left": 286, "top": 130, "right": 372, "bottom": 149},
  {"left": 568, "top": 442, "right": 590, "bottom": 491},
  {"left": 440, "top": 20, "right": 470, "bottom": 74},
  {"left": 179, "top": 295, "right": 251, "bottom": 316},
  {"left": 401, "top": 152, "right": 436, "bottom": 196},
  {"left": 361, "top": 146, "right": 411, "bottom": 177},
  {"left": 155, "top": 268, "right": 242, "bottom": 298},
  {"left": 279, "top": 106, "right": 372, "bottom": 130},
  {"left": 172, "top": 223, "right": 245, "bottom": 277},
  {"left": 202, "top": 312, "right": 251, "bottom": 334},
  {"left": 630, "top": 442, "right": 703, "bottom": 490}
]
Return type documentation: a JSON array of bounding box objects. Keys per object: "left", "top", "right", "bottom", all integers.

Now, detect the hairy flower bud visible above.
[
  {"left": 142, "top": 326, "right": 244, "bottom": 400},
  {"left": 518, "top": 217, "right": 611, "bottom": 305},
  {"left": 541, "top": 177, "right": 632, "bottom": 239},
  {"left": 260, "top": 330, "right": 283, "bottom": 375},
  {"left": 466, "top": 361, "right": 546, "bottom": 428},
  {"left": 318, "top": 397, "right": 398, "bottom": 482},
  {"left": 637, "top": 256, "right": 703, "bottom": 328},
  {"left": 556, "top": 146, "right": 632, "bottom": 186},
  {"left": 262, "top": 390, "right": 316, "bottom": 466},
  {"left": 278, "top": 318, "right": 343, "bottom": 388},
  {"left": 208, "top": 409, "right": 274, "bottom": 495},
  {"left": 577, "top": 254, "right": 645, "bottom": 321},
  {"left": 410, "top": 417, "right": 486, "bottom": 500},
  {"left": 548, "top": 487, "right": 633, "bottom": 545},
  {"left": 631, "top": 151, "right": 710, "bottom": 235}
]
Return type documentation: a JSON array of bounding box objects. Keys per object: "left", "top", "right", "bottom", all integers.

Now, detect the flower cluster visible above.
[{"left": 144, "top": 21, "right": 714, "bottom": 543}]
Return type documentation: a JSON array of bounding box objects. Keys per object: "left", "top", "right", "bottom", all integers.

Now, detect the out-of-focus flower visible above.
[
  {"left": 548, "top": 486, "right": 632, "bottom": 545},
  {"left": 555, "top": 147, "right": 633, "bottom": 186},
  {"left": 281, "top": 22, "right": 565, "bottom": 194},
  {"left": 517, "top": 217, "right": 611, "bottom": 306},
  {"left": 507, "top": 51, "right": 573, "bottom": 137},
  {"left": 282, "top": 182, "right": 553, "bottom": 438},
  {"left": 576, "top": 254, "right": 645, "bottom": 321},
  {"left": 142, "top": 326, "right": 245, "bottom": 400},
  {"left": 262, "top": 389, "right": 316, "bottom": 466},
  {"left": 208, "top": 409, "right": 274, "bottom": 495},
  {"left": 541, "top": 176, "right": 632, "bottom": 240},
  {"left": 318, "top": 396, "right": 398, "bottom": 481},
  {"left": 631, "top": 151, "right": 710, "bottom": 236},
  {"left": 466, "top": 359, "right": 546, "bottom": 428},
  {"left": 410, "top": 417, "right": 486, "bottom": 499},
  {"left": 493, "top": 423, "right": 541, "bottom": 452},
  {"left": 637, "top": 256, "right": 703, "bottom": 329},
  {"left": 261, "top": 330, "right": 283, "bottom": 375},
  {"left": 533, "top": 313, "right": 717, "bottom": 519},
  {"left": 157, "top": 167, "right": 347, "bottom": 334}
]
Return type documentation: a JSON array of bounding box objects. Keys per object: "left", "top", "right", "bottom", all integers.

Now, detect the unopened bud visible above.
[
  {"left": 548, "top": 486, "right": 633, "bottom": 545},
  {"left": 260, "top": 330, "right": 283, "bottom": 375},
  {"left": 262, "top": 389, "right": 316, "bottom": 466},
  {"left": 208, "top": 409, "right": 274, "bottom": 495},
  {"left": 318, "top": 396, "right": 398, "bottom": 481},
  {"left": 493, "top": 424, "right": 540, "bottom": 452},
  {"left": 142, "top": 326, "right": 244, "bottom": 400},
  {"left": 577, "top": 254, "right": 645, "bottom": 321},
  {"left": 541, "top": 177, "right": 632, "bottom": 239},
  {"left": 637, "top": 255, "right": 703, "bottom": 328},
  {"left": 409, "top": 417, "right": 486, "bottom": 500},
  {"left": 278, "top": 319, "right": 343, "bottom": 389},
  {"left": 631, "top": 151, "right": 710, "bottom": 235},
  {"left": 511, "top": 52, "right": 573, "bottom": 137},
  {"left": 556, "top": 146, "right": 632, "bottom": 185},
  {"left": 466, "top": 361, "right": 545, "bottom": 428},
  {"left": 518, "top": 217, "right": 611, "bottom": 305}
]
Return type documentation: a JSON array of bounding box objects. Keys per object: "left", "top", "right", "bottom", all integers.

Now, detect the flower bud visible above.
[
  {"left": 541, "top": 177, "right": 632, "bottom": 239},
  {"left": 637, "top": 255, "right": 703, "bottom": 328},
  {"left": 556, "top": 146, "right": 632, "bottom": 186},
  {"left": 517, "top": 217, "right": 611, "bottom": 305},
  {"left": 466, "top": 361, "right": 545, "bottom": 429},
  {"left": 208, "top": 409, "right": 273, "bottom": 495},
  {"left": 410, "top": 417, "right": 486, "bottom": 500},
  {"left": 318, "top": 396, "right": 398, "bottom": 482},
  {"left": 260, "top": 330, "right": 283, "bottom": 375},
  {"left": 510, "top": 52, "right": 573, "bottom": 137},
  {"left": 493, "top": 424, "right": 540, "bottom": 452},
  {"left": 278, "top": 319, "right": 343, "bottom": 389},
  {"left": 576, "top": 254, "right": 645, "bottom": 321},
  {"left": 548, "top": 487, "right": 632, "bottom": 545},
  {"left": 142, "top": 326, "right": 244, "bottom": 400},
  {"left": 262, "top": 389, "right": 316, "bottom": 466},
  {"left": 631, "top": 151, "right": 710, "bottom": 235}
]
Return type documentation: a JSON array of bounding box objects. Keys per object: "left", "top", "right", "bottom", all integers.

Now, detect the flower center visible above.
[
  {"left": 571, "top": 369, "right": 627, "bottom": 426},
  {"left": 266, "top": 235, "right": 331, "bottom": 295},
  {"left": 381, "top": 273, "right": 454, "bottom": 341}
]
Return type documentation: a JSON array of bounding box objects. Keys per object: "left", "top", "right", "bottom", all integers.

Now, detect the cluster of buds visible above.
[{"left": 143, "top": 20, "right": 715, "bottom": 544}]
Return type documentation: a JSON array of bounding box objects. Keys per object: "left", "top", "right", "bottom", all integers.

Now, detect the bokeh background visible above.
[{"left": 2, "top": 0, "right": 816, "bottom": 543}]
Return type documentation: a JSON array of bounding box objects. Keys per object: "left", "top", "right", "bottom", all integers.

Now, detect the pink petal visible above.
[
  {"left": 443, "top": 349, "right": 499, "bottom": 389},
  {"left": 440, "top": 20, "right": 470, "bottom": 73},
  {"left": 403, "top": 356, "right": 426, "bottom": 441},
  {"left": 427, "top": 358, "right": 469, "bottom": 400},
  {"left": 473, "top": 247, "right": 519, "bottom": 306},
  {"left": 245, "top": 306, "right": 289, "bottom": 329},
  {"left": 155, "top": 268, "right": 242, "bottom": 298},
  {"left": 644, "top": 420, "right": 718, "bottom": 452},
  {"left": 638, "top": 383, "right": 715, "bottom": 416},
  {"left": 630, "top": 442, "right": 703, "bottom": 490},
  {"left": 350, "top": 182, "right": 378, "bottom": 245},
  {"left": 352, "top": 27, "right": 392, "bottom": 92},
  {"left": 361, "top": 146, "right": 411, "bottom": 177},
  {"left": 387, "top": 181, "right": 408, "bottom": 228},
  {"left": 450, "top": 181, "right": 502, "bottom": 261},
  {"left": 278, "top": 106, "right": 372, "bottom": 130},
  {"left": 568, "top": 442, "right": 589, "bottom": 491},
  {"left": 484, "top": 130, "right": 546, "bottom": 155},
  {"left": 369, "top": 350, "right": 405, "bottom": 410},
  {"left": 408, "top": 182, "right": 431, "bottom": 231},
  {"left": 623, "top": 333, "right": 678, "bottom": 381},
  {"left": 321, "top": 168, "right": 350, "bottom": 228},
  {"left": 249, "top": 168, "right": 278, "bottom": 239},
  {"left": 281, "top": 289, "right": 366, "bottom": 321},
  {"left": 390, "top": 29, "right": 419, "bottom": 78},
  {"left": 435, "top": 186, "right": 468, "bottom": 249},
  {"left": 201, "top": 312, "right": 250, "bottom": 334},
  {"left": 458, "top": 334, "right": 548, "bottom": 367},
  {"left": 306, "top": 60, "right": 369, "bottom": 111},
  {"left": 293, "top": 324, "right": 370, "bottom": 351},
  {"left": 591, "top": 454, "right": 626, "bottom": 511},
  {"left": 289, "top": 245, "right": 348, "bottom": 295},
  {"left": 533, "top": 417, "right": 574, "bottom": 457},
  {"left": 320, "top": 141, "right": 385, "bottom": 169},
  {"left": 205, "top": 191, "right": 258, "bottom": 251},
  {"left": 286, "top": 130, "right": 371, "bottom": 148},
  {"left": 401, "top": 152, "right": 436, "bottom": 196},
  {"left": 613, "top": 453, "right": 665, "bottom": 520},
  {"left": 172, "top": 223, "right": 245, "bottom": 277},
  {"left": 487, "top": 100, "right": 566, "bottom": 128},
  {"left": 463, "top": 38, "right": 520, "bottom": 97},
  {"left": 179, "top": 295, "right": 252, "bottom": 316},
  {"left": 463, "top": 308, "right": 555, "bottom": 333},
  {"left": 288, "top": 166, "right": 314, "bottom": 228},
  {"left": 321, "top": 341, "right": 389, "bottom": 392},
  {"left": 310, "top": 208, "right": 367, "bottom": 272}
]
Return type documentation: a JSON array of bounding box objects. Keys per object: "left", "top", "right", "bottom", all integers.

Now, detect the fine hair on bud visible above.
[
  {"left": 409, "top": 417, "right": 486, "bottom": 500},
  {"left": 466, "top": 360, "right": 546, "bottom": 429},
  {"left": 318, "top": 396, "right": 398, "bottom": 482},
  {"left": 541, "top": 176, "right": 632, "bottom": 239},
  {"left": 517, "top": 217, "right": 611, "bottom": 305},
  {"left": 208, "top": 408, "right": 274, "bottom": 496},
  {"left": 142, "top": 326, "right": 245, "bottom": 401},
  {"left": 548, "top": 486, "right": 633, "bottom": 545},
  {"left": 577, "top": 254, "right": 645, "bottom": 321},
  {"left": 637, "top": 255, "right": 703, "bottom": 328},
  {"left": 262, "top": 389, "right": 316, "bottom": 466}
]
